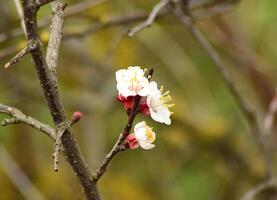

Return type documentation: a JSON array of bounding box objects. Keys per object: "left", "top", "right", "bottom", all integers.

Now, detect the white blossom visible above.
[
  {"left": 146, "top": 81, "right": 173, "bottom": 125},
  {"left": 134, "top": 121, "right": 156, "bottom": 150},
  {"left": 116, "top": 66, "right": 150, "bottom": 97}
]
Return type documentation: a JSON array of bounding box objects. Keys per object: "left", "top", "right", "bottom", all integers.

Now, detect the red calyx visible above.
[
  {"left": 116, "top": 94, "right": 135, "bottom": 113},
  {"left": 139, "top": 100, "right": 150, "bottom": 116},
  {"left": 126, "top": 134, "right": 139, "bottom": 149}
]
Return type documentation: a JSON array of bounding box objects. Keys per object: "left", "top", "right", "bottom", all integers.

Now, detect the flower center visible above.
[
  {"left": 145, "top": 127, "right": 155, "bottom": 142},
  {"left": 128, "top": 74, "right": 143, "bottom": 92}
]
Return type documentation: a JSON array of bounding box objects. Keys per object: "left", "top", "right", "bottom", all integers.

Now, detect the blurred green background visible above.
[{"left": 0, "top": 0, "right": 277, "bottom": 199}]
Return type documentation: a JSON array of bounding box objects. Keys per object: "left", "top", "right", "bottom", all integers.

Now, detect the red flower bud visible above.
[{"left": 71, "top": 111, "right": 83, "bottom": 125}]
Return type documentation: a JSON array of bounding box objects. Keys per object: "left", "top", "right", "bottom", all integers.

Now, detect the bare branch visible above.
[
  {"left": 45, "top": 0, "right": 67, "bottom": 172},
  {"left": 263, "top": 88, "right": 277, "bottom": 135},
  {"left": 128, "top": 0, "right": 170, "bottom": 37},
  {"left": 0, "top": 103, "right": 56, "bottom": 140},
  {"left": 46, "top": 1, "right": 66, "bottom": 76},
  {"left": 53, "top": 124, "right": 68, "bottom": 171},
  {"left": 21, "top": 0, "right": 101, "bottom": 199},
  {"left": 94, "top": 69, "right": 154, "bottom": 182},
  {"left": 4, "top": 43, "right": 38, "bottom": 69},
  {"left": 240, "top": 178, "right": 277, "bottom": 200}
]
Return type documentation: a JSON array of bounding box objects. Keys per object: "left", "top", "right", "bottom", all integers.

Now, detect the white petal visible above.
[
  {"left": 139, "top": 142, "right": 155, "bottom": 150},
  {"left": 115, "top": 69, "right": 126, "bottom": 82},
  {"left": 148, "top": 81, "right": 158, "bottom": 94},
  {"left": 134, "top": 121, "right": 146, "bottom": 132},
  {"left": 128, "top": 66, "right": 144, "bottom": 76},
  {"left": 117, "top": 83, "right": 133, "bottom": 97},
  {"left": 150, "top": 107, "right": 171, "bottom": 125},
  {"left": 135, "top": 127, "right": 147, "bottom": 142}
]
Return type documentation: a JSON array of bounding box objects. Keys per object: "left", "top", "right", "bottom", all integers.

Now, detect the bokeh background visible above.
[{"left": 0, "top": 0, "right": 277, "bottom": 199}]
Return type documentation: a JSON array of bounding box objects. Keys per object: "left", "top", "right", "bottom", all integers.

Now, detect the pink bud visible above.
[
  {"left": 126, "top": 134, "right": 139, "bottom": 149},
  {"left": 71, "top": 111, "right": 83, "bottom": 125}
]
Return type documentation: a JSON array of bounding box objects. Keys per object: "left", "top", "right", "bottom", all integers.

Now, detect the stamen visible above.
[{"left": 159, "top": 86, "right": 174, "bottom": 108}]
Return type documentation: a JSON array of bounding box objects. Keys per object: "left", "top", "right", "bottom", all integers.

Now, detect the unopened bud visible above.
[{"left": 71, "top": 111, "right": 83, "bottom": 126}]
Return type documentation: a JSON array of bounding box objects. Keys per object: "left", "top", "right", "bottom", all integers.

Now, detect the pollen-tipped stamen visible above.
[{"left": 159, "top": 87, "right": 175, "bottom": 108}]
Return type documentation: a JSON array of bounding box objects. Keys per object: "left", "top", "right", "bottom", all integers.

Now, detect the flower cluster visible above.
[{"left": 116, "top": 66, "right": 174, "bottom": 150}]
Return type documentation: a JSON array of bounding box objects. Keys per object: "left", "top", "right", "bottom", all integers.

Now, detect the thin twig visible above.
[
  {"left": 94, "top": 69, "right": 154, "bottom": 182},
  {"left": 128, "top": 0, "right": 170, "bottom": 37},
  {"left": 263, "top": 88, "right": 277, "bottom": 135},
  {"left": 240, "top": 178, "right": 277, "bottom": 200},
  {"left": 53, "top": 123, "right": 68, "bottom": 171},
  {"left": 171, "top": 2, "right": 273, "bottom": 177},
  {"left": 13, "top": 0, "right": 27, "bottom": 36},
  {"left": 0, "top": 103, "right": 56, "bottom": 140},
  {"left": 4, "top": 44, "right": 37, "bottom": 69}
]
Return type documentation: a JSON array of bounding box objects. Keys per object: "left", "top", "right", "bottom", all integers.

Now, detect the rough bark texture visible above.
[{"left": 21, "top": 1, "right": 101, "bottom": 199}]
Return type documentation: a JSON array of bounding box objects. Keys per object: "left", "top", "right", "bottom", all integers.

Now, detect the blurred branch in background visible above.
[
  {"left": 171, "top": 0, "right": 273, "bottom": 177},
  {"left": 0, "top": 143, "right": 45, "bottom": 200},
  {"left": 0, "top": 0, "right": 111, "bottom": 44},
  {"left": 12, "top": 0, "right": 26, "bottom": 36},
  {"left": 240, "top": 178, "right": 277, "bottom": 200},
  {"left": 263, "top": 88, "right": 277, "bottom": 136},
  {"left": 212, "top": 17, "right": 275, "bottom": 107},
  {"left": 0, "top": 0, "right": 241, "bottom": 60}
]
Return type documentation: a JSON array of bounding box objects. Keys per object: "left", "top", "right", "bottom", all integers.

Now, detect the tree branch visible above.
[
  {"left": 46, "top": 1, "right": 66, "bottom": 84},
  {"left": 4, "top": 42, "right": 39, "bottom": 69},
  {"left": 128, "top": 0, "right": 170, "bottom": 37},
  {"left": 0, "top": 103, "right": 56, "bottom": 140},
  {"left": 21, "top": 0, "right": 101, "bottom": 199}
]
